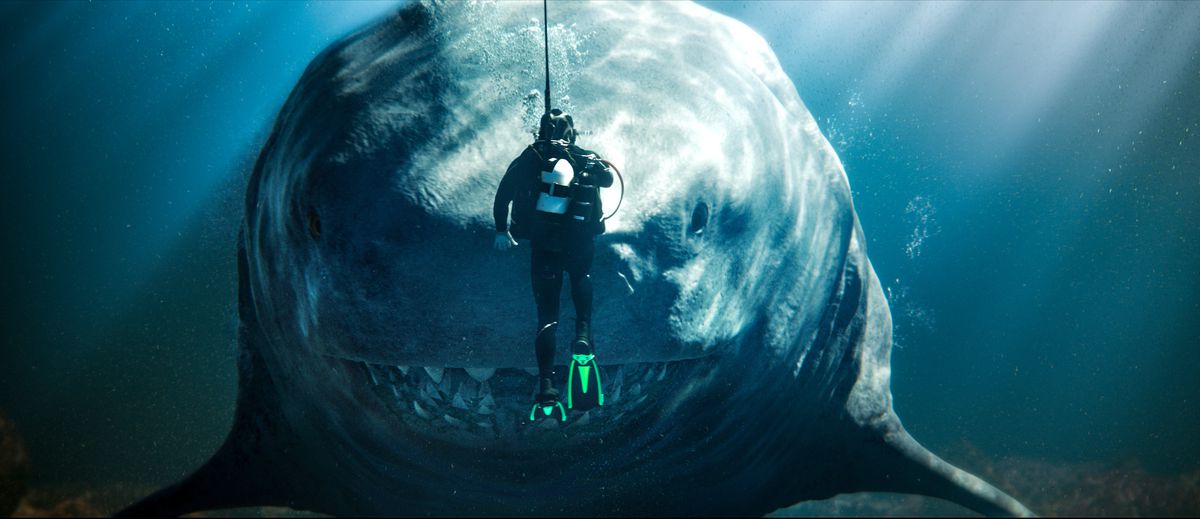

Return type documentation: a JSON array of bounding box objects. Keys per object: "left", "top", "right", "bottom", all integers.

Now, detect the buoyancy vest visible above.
[{"left": 521, "top": 140, "right": 608, "bottom": 241}]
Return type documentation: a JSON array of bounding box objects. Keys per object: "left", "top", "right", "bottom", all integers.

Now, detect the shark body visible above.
[{"left": 120, "top": 2, "right": 1031, "bottom": 516}]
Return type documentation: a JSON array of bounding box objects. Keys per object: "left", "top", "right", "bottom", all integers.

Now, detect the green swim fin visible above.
[
  {"left": 529, "top": 400, "right": 567, "bottom": 422},
  {"left": 567, "top": 353, "right": 603, "bottom": 411}
]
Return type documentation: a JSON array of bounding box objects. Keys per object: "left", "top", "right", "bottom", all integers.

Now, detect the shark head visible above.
[{"left": 121, "top": 1, "right": 1031, "bottom": 517}]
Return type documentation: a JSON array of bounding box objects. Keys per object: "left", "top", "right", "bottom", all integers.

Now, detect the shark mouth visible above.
[{"left": 338, "top": 356, "right": 716, "bottom": 444}]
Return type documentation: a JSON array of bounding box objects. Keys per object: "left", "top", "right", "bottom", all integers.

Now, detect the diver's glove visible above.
[{"left": 494, "top": 231, "right": 518, "bottom": 251}]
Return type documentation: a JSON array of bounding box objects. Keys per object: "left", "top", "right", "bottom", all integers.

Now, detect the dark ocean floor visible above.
[
  {"left": 3, "top": 413, "right": 1198, "bottom": 517},
  {"left": 772, "top": 441, "right": 1200, "bottom": 517}
]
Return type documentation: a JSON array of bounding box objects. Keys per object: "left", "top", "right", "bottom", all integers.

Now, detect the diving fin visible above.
[
  {"left": 567, "top": 352, "right": 603, "bottom": 411},
  {"left": 529, "top": 399, "right": 567, "bottom": 422},
  {"left": 529, "top": 379, "right": 567, "bottom": 422}
]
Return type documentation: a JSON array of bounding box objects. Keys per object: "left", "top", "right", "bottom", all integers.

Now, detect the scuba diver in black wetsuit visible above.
[{"left": 493, "top": 109, "right": 614, "bottom": 413}]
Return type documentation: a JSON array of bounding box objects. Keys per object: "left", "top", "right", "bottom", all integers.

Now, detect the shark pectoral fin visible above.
[
  {"left": 117, "top": 236, "right": 300, "bottom": 517},
  {"left": 114, "top": 437, "right": 264, "bottom": 517},
  {"left": 862, "top": 425, "right": 1035, "bottom": 517},
  {"left": 114, "top": 361, "right": 297, "bottom": 518}
]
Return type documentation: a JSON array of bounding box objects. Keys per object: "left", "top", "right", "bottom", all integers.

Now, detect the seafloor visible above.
[{"left": 3, "top": 413, "right": 1198, "bottom": 517}]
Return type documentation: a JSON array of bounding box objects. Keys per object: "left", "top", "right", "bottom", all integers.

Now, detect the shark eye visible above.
[
  {"left": 689, "top": 201, "right": 709, "bottom": 234},
  {"left": 307, "top": 206, "right": 322, "bottom": 239}
]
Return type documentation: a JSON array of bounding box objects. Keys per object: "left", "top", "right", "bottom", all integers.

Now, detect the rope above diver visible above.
[{"left": 543, "top": 0, "right": 551, "bottom": 116}]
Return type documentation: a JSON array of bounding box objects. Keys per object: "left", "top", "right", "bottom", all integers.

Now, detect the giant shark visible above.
[{"left": 119, "top": 1, "right": 1032, "bottom": 516}]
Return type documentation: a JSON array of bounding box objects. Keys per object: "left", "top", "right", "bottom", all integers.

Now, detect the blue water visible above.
[
  {"left": 699, "top": 1, "right": 1200, "bottom": 477},
  {"left": 1, "top": 0, "right": 1197, "bottom": 514}
]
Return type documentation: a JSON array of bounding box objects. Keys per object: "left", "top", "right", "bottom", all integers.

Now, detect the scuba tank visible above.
[
  {"left": 568, "top": 184, "right": 597, "bottom": 222},
  {"left": 567, "top": 158, "right": 599, "bottom": 223},
  {"left": 536, "top": 156, "right": 574, "bottom": 215},
  {"left": 534, "top": 147, "right": 601, "bottom": 225}
]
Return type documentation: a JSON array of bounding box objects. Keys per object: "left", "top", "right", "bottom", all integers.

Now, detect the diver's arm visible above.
[
  {"left": 493, "top": 150, "right": 529, "bottom": 250},
  {"left": 493, "top": 153, "right": 524, "bottom": 233}
]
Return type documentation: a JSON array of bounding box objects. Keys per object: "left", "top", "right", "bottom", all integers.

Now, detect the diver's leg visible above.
[
  {"left": 566, "top": 238, "right": 596, "bottom": 354},
  {"left": 531, "top": 246, "right": 564, "bottom": 400}
]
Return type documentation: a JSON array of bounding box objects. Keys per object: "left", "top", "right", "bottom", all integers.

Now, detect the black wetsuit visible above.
[{"left": 493, "top": 141, "right": 614, "bottom": 382}]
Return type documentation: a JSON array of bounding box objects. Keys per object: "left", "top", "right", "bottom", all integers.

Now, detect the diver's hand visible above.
[{"left": 494, "top": 231, "right": 518, "bottom": 251}]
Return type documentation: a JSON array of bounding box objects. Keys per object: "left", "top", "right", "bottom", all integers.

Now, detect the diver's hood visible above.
[{"left": 537, "top": 108, "right": 576, "bottom": 143}]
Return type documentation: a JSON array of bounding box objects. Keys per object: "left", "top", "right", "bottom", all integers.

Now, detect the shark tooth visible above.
[
  {"left": 442, "top": 414, "right": 467, "bottom": 429},
  {"left": 364, "top": 363, "right": 379, "bottom": 385},
  {"left": 465, "top": 367, "right": 495, "bottom": 383},
  {"left": 571, "top": 411, "right": 592, "bottom": 428},
  {"left": 477, "top": 393, "right": 495, "bottom": 415},
  {"left": 396, "top": 365, "right": 410, "bottom": 376},
  {"left": 419, "top": 381, "right": 440, "bottom": 406},
  {"left": 451, "top": 392, "right": 469, "bottom": 410},
  {"left": 642, "top": 364, "right": 658, "bottom": 383},
  {"left": 437, "top": 371, "right": 453, "bottom": 395},
  {"left": 423, "top": 366, "right": 444, "bottom": 384},
  {"left": 459, "top": 379, "right": 479, "bottom": 402},
  {"left": 413, "top": 401, "right": 432, "bottom": 420}
]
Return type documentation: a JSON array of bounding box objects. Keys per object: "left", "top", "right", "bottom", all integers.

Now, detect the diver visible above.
[{"left": 493, "top": 109, "right": 614, "bottom": 414}]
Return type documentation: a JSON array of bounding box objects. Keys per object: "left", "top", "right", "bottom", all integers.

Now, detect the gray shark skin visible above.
[{"left": 119, "top": 1, "right": 1032, "bottom": 517}]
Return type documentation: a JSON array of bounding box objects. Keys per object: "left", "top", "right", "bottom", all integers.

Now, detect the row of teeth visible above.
[
  {"left": 349, "top": 361, "right": 671, "bottom": 435},
  {"left": 360, "top": 364, "right": 518, "bottom": 385},
  {"left": 360, "top": 362, "right": 671, "bottom": 386}
]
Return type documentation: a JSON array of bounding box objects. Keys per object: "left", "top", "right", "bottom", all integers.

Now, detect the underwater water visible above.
[{"left": 1, "top": 0, "right": 1198, "bottom": 516}]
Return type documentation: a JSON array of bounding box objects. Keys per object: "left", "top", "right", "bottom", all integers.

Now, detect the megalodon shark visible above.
[{"left": 119, "top": 1, "right": 1032, "bottom": 516}]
